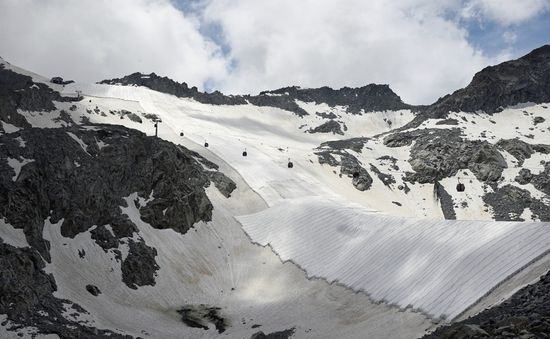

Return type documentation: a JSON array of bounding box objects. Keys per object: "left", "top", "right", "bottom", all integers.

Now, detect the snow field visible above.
[
  {"left": 45, "top": 82, "right": 550, "bottom": 331},
  {"left": 39, "top": 164, "right": 432, "bottom": 338}
]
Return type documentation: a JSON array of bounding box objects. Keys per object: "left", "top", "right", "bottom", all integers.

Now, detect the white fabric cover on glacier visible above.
[{"left": 238, "top": 197, "right": 550, "bottom": 320}]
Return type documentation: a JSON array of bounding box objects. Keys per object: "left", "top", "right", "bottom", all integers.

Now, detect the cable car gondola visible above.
[{"left": 456, "top": 180, "right": 465, "bottom": 192}]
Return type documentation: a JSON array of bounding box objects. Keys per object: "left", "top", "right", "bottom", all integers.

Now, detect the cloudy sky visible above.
[{"left": 1, "top": 0, "right": 549, "bottom": 104}]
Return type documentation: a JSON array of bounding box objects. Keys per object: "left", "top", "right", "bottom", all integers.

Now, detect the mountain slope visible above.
[
  {"left": 0, "top": 46, "right": 550, "bottom": 338},
  {"left": 429, "top": 45, "right": 550, "bottom": 116}
]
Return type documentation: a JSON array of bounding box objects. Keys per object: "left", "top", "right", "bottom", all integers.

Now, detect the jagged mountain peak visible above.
[
  {"left": 256, "top": 83, "right": 410, "bottom": 114},
  {"left": 428, "top": 44, "right": 550, "bottom": 116}
]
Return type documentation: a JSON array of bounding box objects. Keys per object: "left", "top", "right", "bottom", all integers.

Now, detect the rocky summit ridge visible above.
[{"left": 101, "top": 45, "right": 550, "bottom": 120}]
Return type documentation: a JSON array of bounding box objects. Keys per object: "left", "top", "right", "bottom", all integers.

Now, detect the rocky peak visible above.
[
  {"left": 428, "top": 44, "right": 550, "bottom": 116},
  {"left": 256, "top": 84, "right": 410, "bottom": 114},
  {"left": 100, "top": 72, "right": 197, "bottom": 96}
]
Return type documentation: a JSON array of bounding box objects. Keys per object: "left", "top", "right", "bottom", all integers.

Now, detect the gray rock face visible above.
[
  {"left": 427, "top": 44, "right": 550, "bottom": 116},
  {"left": 515, "top": 168, "right": 533, "bottom": 185},
  {"left": 340, "top": 154, "right": 373, "bottom": 191},
  {"left": 85, "top": 284, "right": 101, "bottom": 296},
  {"left": 534, "top": 116, "right": 545, "bottom": 125},
  {"left": 0, "top": 125, "right": 224, "bottom": 262},
  {"left": 250, "top": 328, "right": 296, "bottom": 339},
  {"left": 0, "top": 123, "right": 235, "bottom": 336},
  {"left": 516, "top": 163, "right": 550, "bottom": 196},
  {"left": 433, "top": 182, "right": 457, "bottom": 220},
  {"left": 208, "top": 171, "right": 237, "bottom": 198},
  {"left": 0, "top": 124, "right": 235, "bottom": 299},
  {"left": 0, "top": 239, "right": 132, "bottom": 338},
  {"left": 496, "top": 138, "right": 550, "bottom": 166},
  {"left": 385, "top": 128, "right": 507, "bottom": 183},
  {"left": 0, "top": 64, "right": 77, "bottom": 130},
  {"left": 177, "top": 304, "right": 227, "bottom": 333},
  {"left": 121, "top": 239, "right": 159, "bottom": 289},
  {"left": 315, "top": 134, "right": 373, "bottom": 191},
  {"left": 316, "top": 112, "right": 337, "bottom": 119},
  {"left": 256, "top": 84, "right": 411, "bottom": 115},
  {"left": 396, "top": 45, "right": 550, "bottom": 131},
  {"left": 435, "top": 118, "right": 459, "bottom": 125},
  {"left": 383, "top": 128, "right": 427, "bottom": 147},
  {"left": 483, "top": 185, "right": 550, "bottom": 221},
  {"left": 423, "top": 269, "right": 550, "bottom": 338},
  {"left": 90, "top": 224, "right": 119, "bottom": 251},
  {"left": 308, "top": 120, "right": 343, "bottom": 135},
  {"left": 369, "top": 164, "right": 396, "bottom": 187},
  {"left": 316, "top": 151, "right": 339, "bottom": 166},
  {"left": 319, "top": 137, "right": 369, "bottom": 153}
]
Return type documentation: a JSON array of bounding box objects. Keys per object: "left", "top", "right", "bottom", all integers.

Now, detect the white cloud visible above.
[
  {"left": 0, "top": 0, "right": 229, "bottom": 87},
  {"left": 462, "top": 0, "right": 550, "bottom": 25},
  {"left": 503, "top": 31, "right": 518, "bottom": 44},
  {"left": 0, "top": 0, "right": 539, "bottom": 105},
  {"left": 202, "top": 0, "right": 497, "bottom": 104}
]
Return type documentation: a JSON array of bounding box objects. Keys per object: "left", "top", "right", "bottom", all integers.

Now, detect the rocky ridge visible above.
[{"left": 100, "top": 74, "right": 411, "bottom": 116}]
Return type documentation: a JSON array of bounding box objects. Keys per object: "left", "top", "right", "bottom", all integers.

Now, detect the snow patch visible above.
[
  {"left": 14, "top": 136, "right": 26, "bottom": 147},
  {"left": 1, "top": 121, "right": 20, "bottom": 134},
  {"left": 6, "top": 157, "right": 33, "bottom": 181},
  {"left": 66, "top": 132, "right": 91, "bottom": 155},
  {"left": 0, "top": 218, "right": 28, "bottom": 248}
]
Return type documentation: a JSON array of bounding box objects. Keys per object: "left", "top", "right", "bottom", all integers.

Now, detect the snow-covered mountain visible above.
[{"left": 0, "top": 45, "right": 549, "bottom": 338}]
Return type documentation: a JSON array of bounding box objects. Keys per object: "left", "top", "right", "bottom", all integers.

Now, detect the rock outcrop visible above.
[
  {"left": 308, "top": 120, "right": 344, "bottom": 135},
  {"left": 0, "top": 239, "right": 132, "bottom": 338},
  {"left": 0, "top": 123, "right": 236, "bottom": 336},
  {"left": 483, "top": 184, "right": 550, "bottom": 221},
  {"left": 256, "top": 84, "right": 411, "bottom": 115},
  {"left": 0, "top": 64, "right": 78, "bottom": 130},
  {"left": 385, "top": 128, "right": 507, "bottom": 183},
  {"left": 427, "top": 45, "right": 550, "bottom": 118},
  {"left": 0, "top": 125, "right": 230, "bottom": 261}
]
